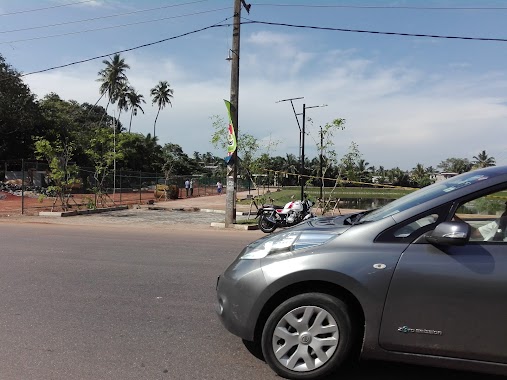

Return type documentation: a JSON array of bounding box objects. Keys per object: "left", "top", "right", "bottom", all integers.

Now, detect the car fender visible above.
[{"left": 254, "top": 247, "right": 404, "bottom": 350}]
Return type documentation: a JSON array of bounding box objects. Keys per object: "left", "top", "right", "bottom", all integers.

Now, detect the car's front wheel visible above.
[{"left": 261, "top": 293, "right": 354, "bottom": 380}]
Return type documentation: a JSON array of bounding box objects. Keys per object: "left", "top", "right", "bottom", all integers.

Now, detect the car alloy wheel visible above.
[{"left": 261, "top": 293, "right": 353, "bottom": 380}]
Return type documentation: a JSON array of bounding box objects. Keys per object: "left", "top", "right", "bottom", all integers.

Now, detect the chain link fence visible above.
[{"left": 0, "top": 160, "right": 249, "bottom": 216}]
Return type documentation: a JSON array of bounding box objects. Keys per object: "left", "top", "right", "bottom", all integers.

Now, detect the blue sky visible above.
[{"left": 2, "top": 0, "right": 507, "bottom": 170}]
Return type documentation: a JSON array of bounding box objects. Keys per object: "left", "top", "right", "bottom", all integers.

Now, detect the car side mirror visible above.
[{"left": 426, "top": 221, "right": 471, "bottom": 246}]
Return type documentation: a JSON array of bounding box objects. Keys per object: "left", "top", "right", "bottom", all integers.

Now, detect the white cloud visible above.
[{"left": 23, "top": 34, "right": 507, "bottom": 171}]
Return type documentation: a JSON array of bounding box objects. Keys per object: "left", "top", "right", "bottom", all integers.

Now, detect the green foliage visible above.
[
  {"left": 473, "top": 197, "right": 504, "bottom": 215},
  {"left": 83, "top": 196, "right": 96, "bottom": 210},
  {"left": 0, "top": 54, "right": 43, "bottom": 160},
  {"left": 437, "top": 157, "right": 472, "bottom": 174},
  {"left": 150, "top": 80, "right": 174, "bottom": 137},
  {"left": 34, "top": 137, "right": 79, "bottom": 210},
  {"left": 472, "top": 150, "right": 496, "bottom": 169}
]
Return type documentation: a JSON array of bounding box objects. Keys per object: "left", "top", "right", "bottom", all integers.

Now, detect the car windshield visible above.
[{"left": 360, "top": 171, "right": 493, "bottom": 223}]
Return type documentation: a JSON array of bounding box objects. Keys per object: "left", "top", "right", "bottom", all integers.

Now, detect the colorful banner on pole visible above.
[{"left": 224, "top": 99, "right": 237, "bottom": 157}]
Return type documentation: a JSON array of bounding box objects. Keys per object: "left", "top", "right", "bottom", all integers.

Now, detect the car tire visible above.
[{"left": 261, "top": 293, "right": 354, "bottom": 380}]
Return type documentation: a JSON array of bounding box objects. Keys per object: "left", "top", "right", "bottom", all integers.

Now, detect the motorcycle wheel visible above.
[{"left": 258, "top": 214, "right": 277, "bottom": 233}]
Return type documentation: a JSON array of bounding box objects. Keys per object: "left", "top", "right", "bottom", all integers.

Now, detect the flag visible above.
[{"left": 224, "top": 99, "right": 237, "bottom": 156}]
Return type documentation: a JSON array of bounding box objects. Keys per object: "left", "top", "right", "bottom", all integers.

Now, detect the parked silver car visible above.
[{"left": 216, "top": 165, "right": 507, "bottom": 379}]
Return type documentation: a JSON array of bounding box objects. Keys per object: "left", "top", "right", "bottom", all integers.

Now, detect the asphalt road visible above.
[{"left": 0, "top": 220, "right": 503, "bottom": 380}]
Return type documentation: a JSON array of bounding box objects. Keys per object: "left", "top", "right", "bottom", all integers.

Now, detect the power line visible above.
[
  {"left": 0, "top": 0, "right": 95, "bottom": 16},
  {"left": 17, "top": 19, "right": 230, "bottom": 78},
  {"left": 242, "top": 19, "right": 507, "bottom": 42},
  {"left": 0, "top": 8, "right": 230, "bottom": 45},
  {"left": 0, "top": 0, "right": 210, "bottom": 35},
  {"left": 254, "top": 3, "right": 507, "bottom": 10},
  {"left": 14, "top": 16, "right": 507, "bottom": 79}
]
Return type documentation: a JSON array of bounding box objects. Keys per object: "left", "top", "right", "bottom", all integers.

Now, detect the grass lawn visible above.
[{"left": 238, "top": 186, "right": 415, "bottom": 206}]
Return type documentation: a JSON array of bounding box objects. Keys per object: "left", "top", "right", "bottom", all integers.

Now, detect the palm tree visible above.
[
  {"left": 126, "top": 88, "right": 146, "bottom": 133},
  {"left": 150, "top": 80, "right": 174, "bottom": 138},
  {"left": 95, "top": 53, "right": 130, "bottom": 114},
  {"left": 115, "top": 82, "right": 130, "bottom": 123},
  {"left": 472, "top": 150, "right": 496, "bottom": 169}
]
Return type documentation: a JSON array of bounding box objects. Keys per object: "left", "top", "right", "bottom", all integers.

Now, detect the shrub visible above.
[{"left": 167, "top": 185, "right": 179, "bottom": 200}]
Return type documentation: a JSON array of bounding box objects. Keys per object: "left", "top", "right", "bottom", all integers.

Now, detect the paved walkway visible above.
[
  {"left": 0, "top": 190, "right": 361, "bottom": 230},
  {"left": 153, "top": 190, "right": 264, "bottom": 214},
  {"left": 152, "top": 189, "right": 359, "bottom": 216}
]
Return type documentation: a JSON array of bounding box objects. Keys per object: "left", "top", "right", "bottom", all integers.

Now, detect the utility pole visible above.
[
  {"left": 301, "top": 104, "right": 306, "bottom": 201},
  {"left": 320, "top": 125, "right": 323, "bottom": 199},
  {"left": 225, "top": 0, "right": 242, "bottom": 227}
]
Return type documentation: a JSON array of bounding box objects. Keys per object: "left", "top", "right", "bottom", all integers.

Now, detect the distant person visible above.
[
  {"left": 189, "top": 179, "right": 194, "bottom": 196},
  {"left": 184, "top": 179, "right": 190, "bottom": 197},
  {"left": 216, "top": 181, "right": 223, "bottom": 195}
]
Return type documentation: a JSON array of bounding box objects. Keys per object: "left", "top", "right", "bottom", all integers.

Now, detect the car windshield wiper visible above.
[
  {"left": 343, "top": 212, "right": 364, "bottom": 225},
  {"left": 346, "top": 208, "right": 377, "bottom": 225}
]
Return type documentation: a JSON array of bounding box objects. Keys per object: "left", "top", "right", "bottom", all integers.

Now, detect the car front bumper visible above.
[{"left": 216, "top": 258, "right": 268, "bottom": 341}]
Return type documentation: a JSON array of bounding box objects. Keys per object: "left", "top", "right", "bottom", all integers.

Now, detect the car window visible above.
[
  {"left": 393, "top": 214, "right": 439, "bottom": 238},
  {"left": 376, "top": 206, "right": 446, "bottom": 243},
  {"left": 453, "top": 190, "right": 507, "bottom": 243}
]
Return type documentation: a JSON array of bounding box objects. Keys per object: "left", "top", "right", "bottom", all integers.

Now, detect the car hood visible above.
[{"left": 290, "top": 214, "right": 354, "bottom": 234}]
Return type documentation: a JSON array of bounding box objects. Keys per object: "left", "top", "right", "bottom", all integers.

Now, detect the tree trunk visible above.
[{"left": 153, "top": 107, "right": 161, "bottom": 137}]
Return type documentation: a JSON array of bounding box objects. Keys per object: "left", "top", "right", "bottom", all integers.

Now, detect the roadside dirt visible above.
[{"left": 0, "top": 191, "right": 155, "bottom": 216}]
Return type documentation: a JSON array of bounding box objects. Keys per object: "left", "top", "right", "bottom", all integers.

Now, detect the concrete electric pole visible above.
[{"left": 225, "top": 0, "right": 246, "bottom": 227}]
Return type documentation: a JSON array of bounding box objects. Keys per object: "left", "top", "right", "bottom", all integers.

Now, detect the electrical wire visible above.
[
  {"left": 253, "top": 3, "right": 507, "bottom": 10},
  {"left": 13, "top": 17, "right": 507, "bottom": 79},
  {"left": 16, "top": 18, "right": 231, "bottom": 78},
  {"left": 0, "top": 0, "right": 210, "bottom": 34},
  {"left": 241, "top": 19, "right": 507, "bottom": 42},
  {"left": 0, "top": 8, "right": 230, "bottom": 45},
  {"left": 0, "top": 0, "right": 96, "bottom": 16}
]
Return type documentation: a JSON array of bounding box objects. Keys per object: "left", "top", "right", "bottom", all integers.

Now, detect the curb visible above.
[
  {"left": 39, "top": 205, "right": 128, "bottom": 217},
  {"left": 210, "top": 222, "right": 259, "bottom": 230},
  {"left": 200, "top": 208, "right": 250, "bottom": 216}
]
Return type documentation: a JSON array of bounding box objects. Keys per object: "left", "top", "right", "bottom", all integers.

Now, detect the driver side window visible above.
[{"left": 453, "top": 191, "right": 507, "bottom": 243}]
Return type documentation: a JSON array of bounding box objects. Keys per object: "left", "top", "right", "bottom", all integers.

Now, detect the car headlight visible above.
[{"left": 240, "top": 231, "right": 335, "bottom": 260}]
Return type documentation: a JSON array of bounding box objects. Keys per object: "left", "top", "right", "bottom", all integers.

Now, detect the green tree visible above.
[
  {"left": 314, "top": 118, "right": 346, "bottom": 197},
  {"left": 472, "top": 150, "right": 495, "bottom": 169},
  {"left": 34, "top": 137, "right": 79, "bottom": 211},
  {"left": 340, "top": 141, "right": 362, "bottom": 183},
  {"left": 96, "top": 53, "right": 130, "bottom": 114},
  {"left": 411, "top": 163, "right": 432, "bottom": 188},
  {"left": 150, "top": 80, "right": 174, "bottom": 138},
  {"left": 210, "top": 114, "right": 278, "bottom": 188},
  {"left": 85, "top": 126, "right": 123, "bottom": 205},
  {"left": 437, "top": 157, "right": 472, "bottom": 174},
  {"left": 126, "top": 88, "right": 146, "bottom": 133},
  {"left": 115, "top": 81, "right": 130, "bottom": 127},
  {"left": 0, "top": 54, "right": 43, "bottom": 160}
]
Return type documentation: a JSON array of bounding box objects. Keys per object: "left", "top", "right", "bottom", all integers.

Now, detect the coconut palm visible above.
[
  {"left": 95, "top": 54, "right": 130, "bottom": 114},
  {"left": 472, "top": 150, "right": 496, "bottom": 169},
  {"left": 126, "top": 88, "right": 146, "bottom": 133},
  {"left": 115, "top": 82, "right": 130, "bottom": 124},
  {"left": 150, "top": 80, "right": 174, "bottom": 138}
]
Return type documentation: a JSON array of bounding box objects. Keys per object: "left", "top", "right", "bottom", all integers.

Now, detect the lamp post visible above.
[
  {"left": 276, "top": 97, "right": 304, "bottom": 193},
  {"left": 275, "top": 97, "right": 304, "bottom": 161},
  {"left": 297, "top": 103, "right": 328, "bottom": 201}
]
